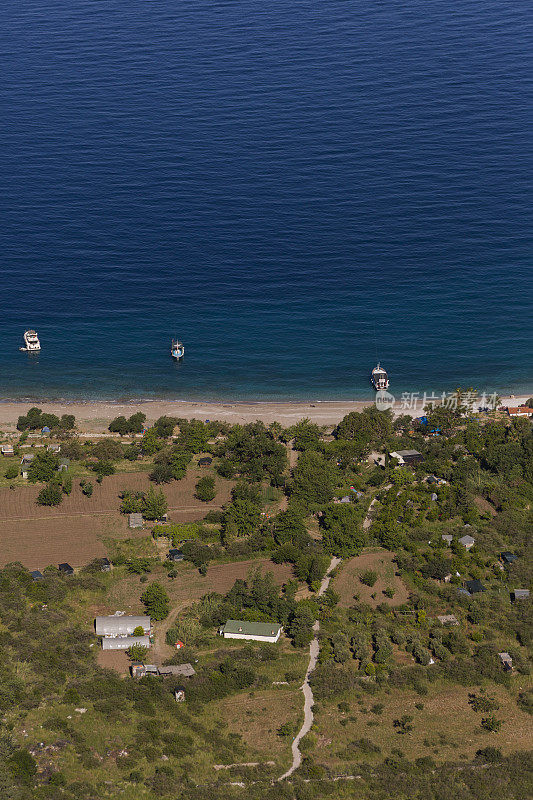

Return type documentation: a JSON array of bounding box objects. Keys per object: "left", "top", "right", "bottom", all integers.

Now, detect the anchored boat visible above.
[
  {"left": 171, "top": 339, "right": 185, "bottom": 360},
  {"left": 371, "top": 362, "right": 389, "bottom": 390},
  {"left": 20, "top": 330, "right": 41, "bottom": 352}
]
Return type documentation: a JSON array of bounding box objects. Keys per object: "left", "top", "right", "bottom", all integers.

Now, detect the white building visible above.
[
  {"left": 95, "top": 615, "right": 151, "bottom": 637},
  {"left": 219, "top": 620, "right": 282, "bottom": 643},
  {"left": 102, "top": 635, "right": 150, "bottom": 651}
]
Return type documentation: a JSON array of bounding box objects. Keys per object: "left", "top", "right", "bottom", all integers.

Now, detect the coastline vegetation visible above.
[{"left": 0, "top": 402, "right": 531, "bottom": 798}]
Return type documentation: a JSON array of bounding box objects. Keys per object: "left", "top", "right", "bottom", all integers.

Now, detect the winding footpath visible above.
[{"left": 278, "top": 555, "right": 341, "bottom": 781}]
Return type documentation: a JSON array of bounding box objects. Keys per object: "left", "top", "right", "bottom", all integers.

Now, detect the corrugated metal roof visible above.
[
  {"left": 102, "top": 635, "right": 150, "bottom": 650},
  {"left": 95, "top": 615, "right": 150, "bottom": 636},
  {"left": 158, "top": 664, "right": 196, "bottom": 676},
  {"left": 222, "top": 620, "right": 282, "bottom": 637}
]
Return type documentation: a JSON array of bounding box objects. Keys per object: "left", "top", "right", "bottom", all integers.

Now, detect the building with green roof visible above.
[{"left": 219, "top": 620, "right": 282, "bottom": 643}]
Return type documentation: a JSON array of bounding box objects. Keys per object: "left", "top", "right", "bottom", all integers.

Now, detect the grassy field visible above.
[
  {"left": 312, "top": 678, "right": 533, "bottom": 769},
  {"left": 331, "top": 549, "right": 410, "bottom": 608}
]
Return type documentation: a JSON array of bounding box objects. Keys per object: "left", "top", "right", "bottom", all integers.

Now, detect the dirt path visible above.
[
  {"left": 363, "top": 483, "right": 391, "bottom": 530},
  {"left": 278, "top": 556, "right": 341, "bottom": 781}
]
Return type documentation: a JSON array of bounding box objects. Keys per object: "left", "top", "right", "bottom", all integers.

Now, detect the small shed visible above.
[
  {"left": 457, "top": 588, "right": 470, "bottom": 597},
  {"left": 21, "top": 454, "right": 35, "bottom": 465},
  {"left": 441, "top": 535, "right": 453, "bottom": 545},
  {"left": 144, "top": 664, "right": 159, "bottom": 675},
  {"left": 1, "top": 444, "right": 14, "bottom": 456},
  {"left": 102, "top": 635, "right": 149, "bottom": 651},
  {"left": 389, "top": 449, "right": 424, "bottom": 466},
  {"left": 31, "top": 570, "right": 44, "bottom": 581},
  {"left": 198, "top": 457, "right": 212, "bottom": 467},
  {"left": 100, "top": 557, "right": 112, "bottom": 572},
  {"left": 41, "top": 426, "right": 51, "bottom": 434},
  {"left": 511, "top": 589, "right": 530, "bottom": 601},
  {"left": 459, "top": 534, "right": 475, "bottom": 550},
  {"left": 437, "top": 614, "right": 459, "bottom": 626},
  {"left": 129, "top": 513, "right": 143, "bottom": 529},
  {"left": 174, "top": 688, "right": 186, "bottom": 702},
  {"left": 130, "top": 662, "right": 146, "bottom": 678},
  {"left": 465, "top": 579, "right": 485, "bottom": 594},
  {"left": 430, "top": 493, "right": 438, "bottom": 501},
  {"left": 501, "top": 552, "right": 518, "bottom": 565},
  {"left": 58, "top": 563, "right": 74, "bottom": 576},
  {"left": 498, "top": 652, "right": 513, "bottom": 671},
  {"left": 158, "top": 663, "right": 196, "bottom": 677},
  {"left": 168, "top": 549, "right": 184, "bottom": 563},
  {"left": 57, "top": 459, "right": 70, "bottom": 472},
  {"left": 336, "top": 496, "right": 351, "bottom": 504},
  {"left": 47, "top": 444, "right": 61, "bottom": 454}
]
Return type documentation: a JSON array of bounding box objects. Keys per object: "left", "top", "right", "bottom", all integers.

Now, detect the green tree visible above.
[
  {"left": 37, "top": 482, "right": 63, "bottom": 506},
  {"left": 321, "top": 504, "right": 366, "bottom": 556},
  {"left": 82, "top": 482, "right": 93, "bottom": 497},
  {"left": 119, "top": 490, "right": 145, "bottom": 514},
  {"left": 141, "top": 428, "right": 162, "bottom": 456},
  {"left": 5, "top": 464, "right": 19, "bottom": 480},
  {"left": 140, "top": 582, "right": 170, "bottom": 620},
  {"left": 360, "top": 570, "right": 378, "bottom": 587},
  {"left": 291, "top": 450, "right": 335, "bottom": 509},
  {"left": 126, "top": 643, "right": 148, "bottom": 661},
  {"left": 289, "top": 418, "right": 322, "bottom": 451},
  {"left": 92, "top": 439, "right": 123, "bottom": 461},
  {"left": 128, "top": 412, "right": 146, "bottom": 433},
  {"left": 109, "top": 416, "right": 130, "bottom": 435},
  {"left": 92, "top": 460, "right": 115, "bottom": 479},
  {"left": 393, "top": 715, "right": 414, "bottom": 734},
  {"left": 481, "top": 716, "right": 503, "bottom": 733},
  {"left": 27, "top": 450, "right": 59, "bottom": 482},
  {"left": 288, "top": 604, "right": 316, "bottom": 647},
  {"left": 223, "top": 498, "right": 261, "bottom": 539},
  {"left": 195, "top": 476, "right": 216, "bottom": 502},
  {"left": 142, "top": 485, "right": 168, "bottom": 520},
  {"left": 153, "top": 415, "right": 178, "bottom": 438},
  {"left": 8, "top": 750, "right": 37, "bottom": 784}
]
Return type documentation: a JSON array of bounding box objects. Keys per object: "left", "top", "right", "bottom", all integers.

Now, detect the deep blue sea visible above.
[{"left": 1, "top": 1, "right": 531, "bottom": 401}]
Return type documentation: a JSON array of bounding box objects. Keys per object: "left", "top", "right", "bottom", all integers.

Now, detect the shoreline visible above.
[{"left": 0, "top": 392, "right": 530, "bottom": 433}]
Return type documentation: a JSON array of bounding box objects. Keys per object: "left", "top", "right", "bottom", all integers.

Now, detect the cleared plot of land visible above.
[
  {"left": 0, "top": 513, "right": 133, "bottom": 570},
  {"left": 212, "top": 688, "right": 300, "bottom": 769},
  {"left": 101, "top": 557, "right": 295, "bottom": 616},
  {"left": 96, "top": 558, "right": 296, "bottom": 665},
  {"left": 97, "top": 649, "right": 130, "bottom": 676},
  {"left": 332, "top": 550, "right": 409, "bottom": 608},
  {"left": 314, "top": 683, "right": 533, "bottom": 766},
  {"left": 0, "top": 469, "right": 232, "bottom": 569}
]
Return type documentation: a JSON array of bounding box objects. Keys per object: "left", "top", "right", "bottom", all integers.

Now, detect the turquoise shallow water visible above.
[{"left": 0, "top": 1, "right": 531, "bottom": 401}]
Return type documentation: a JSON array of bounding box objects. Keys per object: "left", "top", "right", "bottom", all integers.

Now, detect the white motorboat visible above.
[
  {"left": 171, "top": 339, "right": 185, "bottom": 360},
  {"left": 20, "top": 330, "right": 41, "bottom": 352},
  {"left": 371, "top": 362, "right": 389, "bottom": 390}
]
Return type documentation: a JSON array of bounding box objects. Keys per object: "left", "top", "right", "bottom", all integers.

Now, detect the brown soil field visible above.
[
  {"left": 0, "top": 469, "right": 232, "bottom": 569},
  {"left": 97, "top": 649, "right": 130, "bottom": 676},
  {"left": 332, "top": 550, "right": 409, "bottom": 608}
]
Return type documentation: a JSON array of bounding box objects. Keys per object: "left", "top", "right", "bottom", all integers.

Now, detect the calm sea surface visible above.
[{"left": 1, "top": 1, "right": 531, "bottom": 401}]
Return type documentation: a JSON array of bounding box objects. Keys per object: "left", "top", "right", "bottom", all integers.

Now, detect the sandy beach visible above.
[
  {"left": 0, "top": 399, "right": 377, "bottom": 432},
  {"left": 0, "top": 394, "right": 528, "bottom": 434}
]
